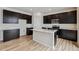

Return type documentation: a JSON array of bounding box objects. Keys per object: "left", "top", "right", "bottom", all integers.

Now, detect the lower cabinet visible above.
[
  {"left": 26, "top": 28, "right": 33, "bottom": 35},
  {"left": 3, "top": 29, "right": 20, "bottom": 42},
  {"left": 58, "top": 29, "right": 77, "bottom": 41}
]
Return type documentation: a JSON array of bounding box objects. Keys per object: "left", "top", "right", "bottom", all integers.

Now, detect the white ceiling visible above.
[{"left": 10, "top": 7, "right": 76, "bottom": 14}]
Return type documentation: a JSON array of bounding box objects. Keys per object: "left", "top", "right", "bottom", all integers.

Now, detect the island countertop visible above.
[{"left": 32, "top": 29, "right": 57, "bottom": 34}]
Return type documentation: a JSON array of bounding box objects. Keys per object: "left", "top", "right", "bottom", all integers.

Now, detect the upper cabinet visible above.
[
  {"left": 18, "top": 13, "right": 32, "bottom": 24},
  {"left": 43, "top": 10, "right": 77, "bottom": 24},
  {"left": 3, "top": 10, "right": 19, "bottom": 24},
  {"left": 59, "top": 11, "right": 77, "bottom": 24},
  {"left": 26, "top": 15, "right": 32, "bottom": 24},
  {"left": 3, "top": 10, "right": 32, "bottom": 24},
  {"left": 43, "top": 16, "right": 51, "bottom": 24}
]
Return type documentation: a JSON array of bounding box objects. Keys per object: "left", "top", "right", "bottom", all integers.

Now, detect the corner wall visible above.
[{"left": 77, "top": 7, "right": 79, "bottom": 46}]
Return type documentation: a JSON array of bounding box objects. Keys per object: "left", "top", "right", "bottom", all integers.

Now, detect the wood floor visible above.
[{"left": 0, "top": 35, "right": 79, "bottom": 51}]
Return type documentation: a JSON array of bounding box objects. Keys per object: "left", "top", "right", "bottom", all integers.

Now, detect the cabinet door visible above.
[
  {"left": 52, "top": 14, "right": 57, "bottom": 19},
  {"left": 18, "top": 13, "right": 32, "bottom": 24},
  {"left": 3, "top": 29, "right": 20, "bottom": 42},
  {"left": 3, "top": 10, "right": 18, "bottom": 24},
  {"left": 43, "top": 16, "right": 51, "bottom": 24},
  {"left": 59, "top": 13, "right": 67, "bottom": 23},
  {"left": 59, "top": 29, "right": 77, "bottom": 41},
  {"left": 66, "top": 11, "right": 77, "bottom": 23},
  {"left": 59, "top": 11, "right": 76, "bottom": 24},
  {"left": 27, "top": 16, "right": 32, "bottom": 24},
  {"left": 27, "top": 28, "right": 33, "bottom": 35},
  {"left": 19, "top": 13, "right": 27, "bottom": 19}
]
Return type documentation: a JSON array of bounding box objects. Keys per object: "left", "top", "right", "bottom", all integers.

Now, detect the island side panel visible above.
[{"left": 33, "top": 30, "right": 54, "bottom": 48}]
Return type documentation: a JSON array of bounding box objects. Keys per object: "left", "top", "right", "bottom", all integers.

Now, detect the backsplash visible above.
[{"left": 42, "top": 24, "right": 77, "bottom": 30}]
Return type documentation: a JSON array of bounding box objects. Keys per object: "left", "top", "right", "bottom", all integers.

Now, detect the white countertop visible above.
[{"left": 32, "top": 29, "right": 57, "bottom": 33}]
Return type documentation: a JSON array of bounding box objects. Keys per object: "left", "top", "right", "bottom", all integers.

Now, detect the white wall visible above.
[
  {"left": 77, "top": 7, "right": 79, "bottom": 46},
  {"left": 32, "top": 12, "right": 43, "bottom": 29},
  {"left": 0, "top": 30, "right": 3, "bottom": 41},
  {"left": 0, "top": 8, "right": 3, "bottom": 41}
]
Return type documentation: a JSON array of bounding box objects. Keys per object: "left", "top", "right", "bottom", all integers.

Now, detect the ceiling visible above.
[{"left": 10, "top": 7, "right": 76, "bottom": 14}]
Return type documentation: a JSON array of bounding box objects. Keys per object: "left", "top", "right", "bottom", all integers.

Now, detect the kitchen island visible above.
[{"left": 32, "top": 29, "right": 57, "bottom": 50}]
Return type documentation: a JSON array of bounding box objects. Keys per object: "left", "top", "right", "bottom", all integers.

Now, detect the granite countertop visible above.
[{"left": 32, "top": 29, "right": 57, "bottom": 33}]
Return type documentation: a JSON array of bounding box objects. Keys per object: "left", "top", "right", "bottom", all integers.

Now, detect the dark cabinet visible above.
[
  {"left": 27, "top": 16, "right": 32, "bottom": 24},
  {"left": 3, "top": 10, "right": 32, "bottom": 24},
  {"left": 18, "top": 13, "right": 32, "bottom": 24},
  {"left": 59, "top": 13, "right": 67, "bottom": 23},
  {"left": 59, "top": 11, "right": 77, "bottom": 24},
  {"left": 43, "top": 16, "right": 51, "bottom": 24},
  {"left": 58, "top": 29, "right": 77, "bottom": 41},
  {"left": 19, "top": 13, "right": 27, "bottom": 19},
  {"left": 27, "top": 28, "right": 33, "bottom": 35},
  {"left": 3, "top": 10, "right": 19, "bottom": 24},
  {"left": 3, "top": 29, "right": 20, "bottom": 42},
  {"left": 43, "top": 10, "right": 77, "bottom": 24},
  {"left": 52, "top": 14, "right": 58, "bottom": 19}
]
